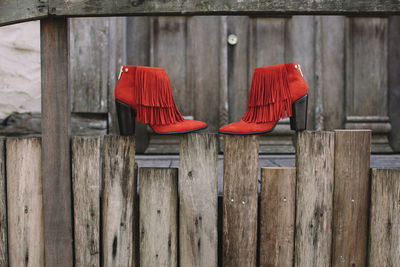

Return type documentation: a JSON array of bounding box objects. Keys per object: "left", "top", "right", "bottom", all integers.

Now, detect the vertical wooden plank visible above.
[
  {"left": 40, "top": 18, "right": 73, "bottom": 267},
  {"left": 295, "top": 131, "right": 334, "bottom": 267},
  {"left": 102, "top": 136, "right": 136, "bottom": 267},
  {"left": 6, "top": 138, "right": 44, "bottom": 266},
  {"left": 332, "top": 130, "right": 371, "bottom": 266},
  {"left": 70, "top": 18, "right": 109, "bottom": 113},
  {"left": 260, "top": 167, "right": 296, "bottom": 267},
  {"left": 72, "top": 137, "right": 101, "bottom": 267},
  {"left": 187, "top": 16, "right": 221, "bottom": 131},
  {"left": 179, "top": 133, "right": 218, "bottom": 267},
  {"left": 389, "top": 16, "right": 400, "bottom": 152},
  {"left": 227, "top": 16, "right": 249, "bottom": 122},
  {"left": 139, "top": 168, "right": 178, "bottom": 267},
  {"left": 223, "top": 135, "right": 259, "bottom": 267},
  {"left": 369, "top": 168, "right": 400, "bottom": 267},
  {"left": 0, "top": 138, "right": 7, "bottom": 267}
]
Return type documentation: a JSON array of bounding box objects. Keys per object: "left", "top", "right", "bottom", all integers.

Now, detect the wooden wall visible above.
[{"left": 2, "top": 16, "right": 398, "bottom": 153}]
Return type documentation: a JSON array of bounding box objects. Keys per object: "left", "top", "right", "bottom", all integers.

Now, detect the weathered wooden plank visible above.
[
  {"left": 0, "top": 0, "right": 47, "bottom": 27},
  {"left": 179, "top": 134, "right": 218, "bottom": 267},
  {"left": 70, "top": 18, "right": 109, "bottom": 113},
  {"left": 223, "top": 135, "right": 259, "bottom": 267},
  {"left": 0, "top": 138, "right": 7, "bottom": 266},
  {"left": 72, "top": 137, "right": 101, "bottom": 267},
  {"left": 389, "top": 16, "right": 400, "bottom": 152},
  {"left": 139, "top": 168, "right": 178, "bottom": 267},
  {"left": 294, "top": 131, "right": 334, "bottom": 267},
  {"left": 369, "top": 168, "right": 400, "bottom": 267},
  {"left": 102, "top": 135, "right": 136, "bottom": 267},
  {"left": 40, "top": 17, "right": 73, "bottom": 267},
  {"left": 259, "top": 167, "right": 296, "bottom": 267},
  {"left": 0, "top": 112, "right": 107, "bottom": 137},
  {"left": 47, "top": 0, "right": 400, "bottom": 17},
  {"left": 6, "top": 138, "right": 44, "bottom": 266},
  {"left": 331, "top": 130, "right": 371, "bottom": 266}
]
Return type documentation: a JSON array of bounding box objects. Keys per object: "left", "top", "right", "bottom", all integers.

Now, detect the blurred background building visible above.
[{"left": 1, "top": 16, "right": 399, "bottom": 153}]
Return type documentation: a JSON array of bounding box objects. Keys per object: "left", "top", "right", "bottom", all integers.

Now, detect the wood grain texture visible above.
[
  {"left": 47, "top": 0, "right": 400, "bottom": 17},
  {"left": 102, "top": 135, "right": 136, "bottom": 267},
  {"left": 369, "top": 168, "right": 400, "bottom": 267},
  {"left": 0, "top": 138, "right": 7, "bottom": 267},
  {"left": 40, "top": 17, "right": 73, "bottom": 267},
  {"left": 179, "top": 133, "right": 218, "bottom": 267},
  {"left": 331, "top": 130, "right": 371, "bottom": 267},
  {"left": 70, "top": 18, "right": 109, "bottom": 113},
  {"left": 223, "top": 135, "right": 259, "bottom": 267},
  {"left": 139, "top": 168, "right": 178, "bottom": 267},
  {"left": 260, "top": 167, "right": 296, "bottom": 267},
  {"left": 6, "top": 138, "right": 44, "bottom": 267},
  {"left": 72, "top": 137, "right": 101, "bottom": 267},
  {"left": 294, "top": 131, "right": 334, "bottom": 267},
  {"left": 0, "top": 0, "right": 47, "bottom": 26}
]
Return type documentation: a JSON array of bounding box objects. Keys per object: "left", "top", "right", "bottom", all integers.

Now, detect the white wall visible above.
[{"left": 0, "top": 21, "right": 41, "bottom": 119}]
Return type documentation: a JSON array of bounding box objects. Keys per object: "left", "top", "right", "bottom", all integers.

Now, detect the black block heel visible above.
[
  {"left": 116, "top": 99, "right": 136, "bottom": 136},
  {"left": 290, "top": 94, "right": 308, "bottom": 131}
]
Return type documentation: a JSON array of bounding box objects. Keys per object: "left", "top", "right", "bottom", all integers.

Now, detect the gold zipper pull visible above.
[{"left": 118, "top": 66, "right": 124, "bottom": 80}]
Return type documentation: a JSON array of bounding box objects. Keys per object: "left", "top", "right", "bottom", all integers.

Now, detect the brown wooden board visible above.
[
  {"left": 0, "top": 0, "right": 47, "bottom": 26},
  {"left": 40, "top": 18, "right": 73, "bottom": 267},
  {"left": 179, "top": 134, "right": 218, "bottom": 267},
  {"left": 6, "top": 138, "right": 44, "bottom": 267},
  {"left": 260, "top": 167, "right": 296, "bottom": 267},
  {"left": 331, "top": 130, "right": 371, "bottom": 267},
  {"left": 0, "top": 139, "right": 7, "bottom": 266},
  {"left": 223, "top": 135, "right": 259, "bottom": 267},
  {"left": 72, "top": 137, "right": 101, "bottom": 267}
]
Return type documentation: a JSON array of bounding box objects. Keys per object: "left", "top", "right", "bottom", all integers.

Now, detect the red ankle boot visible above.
[
  {"left": 115, "top": 66, "right": 207, "bottom": 135},
  {"left": 219, "top": 63, "right": 308, "bottom": 135}
]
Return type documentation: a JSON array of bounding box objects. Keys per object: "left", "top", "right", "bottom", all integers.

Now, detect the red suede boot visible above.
[
  {"left": 115, "top": 66, "right": 207, "bottom": 135},
  {"left": 219, "top": 63, "right": 308, "bottom": 135}
]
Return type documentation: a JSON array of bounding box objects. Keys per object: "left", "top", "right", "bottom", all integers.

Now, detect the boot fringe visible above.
[
  {"left": 242, "top": 65, "right": 292, "bottom": 123},
  {"left": 133, "top": 67, "right": 184, "bottom": 125}
]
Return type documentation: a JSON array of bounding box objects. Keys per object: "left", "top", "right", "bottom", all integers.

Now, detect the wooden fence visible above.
[{"left": 0, "top": 130, "right": 399, "bottom": 267}]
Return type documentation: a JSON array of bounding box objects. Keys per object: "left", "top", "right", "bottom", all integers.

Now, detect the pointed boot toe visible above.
[{"left": 152, "top": 119, "right": 207, "bottom": 134}]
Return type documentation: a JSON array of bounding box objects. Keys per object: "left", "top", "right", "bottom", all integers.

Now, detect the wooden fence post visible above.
[
  {"left": 223, "top": 135, "right": 259, "bottom": 267},
  {"left": 0, "top": 138, "right": 7, "bottom": 266},
  {"left": 295, "top": 131, "right": 335, "bottom": 267},
  {"left": 40, "top": 17, "right": 73, "bottom": 267},
  {"left": 332, "top": 130, "right": 371, "bottom": 266},
  {"left": 102, "top": 136, "right": 137, "bottom": 267},
  {"left": 139, "top": 168, "right": 178, "bottom": 267},
  {"left": 260, "top": 167, "right": 296, "bottom": 267},
  {"left": 6, "top": 138, "right": 44, "bottom": 266},
  {"left": 179, "top": 133, "right": 218, "bottom": 267},
  {"left": 72, "top": 137, "right": 101, "bottom": 267},
  {"left": 369, "top": 168, "right": 400, "bottom": 267}
]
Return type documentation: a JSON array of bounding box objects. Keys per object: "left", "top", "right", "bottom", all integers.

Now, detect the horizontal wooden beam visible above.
[{"left": 2, "top": 0, "right": 400, "bottom": 27}]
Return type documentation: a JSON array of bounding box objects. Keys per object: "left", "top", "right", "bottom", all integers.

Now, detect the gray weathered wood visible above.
[
  {"left": 179, "top": 134, "right": 218, "bottom": 267},
  {"left": 260, "top": 167, "right": 296, "bottom": 267},
  {"left": 72, "top": 137, "right": 101, "bottom": 267},
  {"left": 6, "top": 138, "right": 44, "bottom": 267},
  {"left": 389, "top": 16, "right": 400, "bottom": 152},
  {"left": 102, "top": 135, "right": 136, "bottom": 267},
  {"left": 40, "top": 17, "right": 73, "bottom": 267},
  {"left": 0, "top": 112, "right": 107, "bottom": 137},
  {"left": 0, "top": 0, "right": 47, "bottom": 27},
  {"left": 369, "top": 168, "right": 400, "bottom": 267},
  {"left": 0, "top": 138, "right": 7, "bottom": 266},
  {"left": 295, "top": 131, "right": 334, "bottom": 267},
  {"left": 70, "top": 18, "right": 109, "bottom": 113},
  {"left": 139, "top": 168, "right": 178, "bottom": 267},
  {"left": 223, "top": 135, "right": 259, "bottom": 267},
  {"left": 47, "top": 0, "right": 400, "bottom": 17},
  {"left": 331, "top": 130, "right": 371, "bottom": 267}
]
